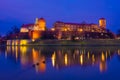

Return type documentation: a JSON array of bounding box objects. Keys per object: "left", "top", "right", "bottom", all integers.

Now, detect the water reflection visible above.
[
  {"left": 32, "top": 48, "right": 46, "bottom": 73},
  {"left": 6, "top": 46, "right": 46, "bottom": 73},
  {"left": 51, "top": 48, "right": 112, "bottom": 72},
  {"left": 3, "top": 46, "right": 120, "bottom": 73}
]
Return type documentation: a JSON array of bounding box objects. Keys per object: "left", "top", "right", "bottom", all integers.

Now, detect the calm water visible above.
[{"left": 0, "top": 46, "right": 120, "bottom": 80}]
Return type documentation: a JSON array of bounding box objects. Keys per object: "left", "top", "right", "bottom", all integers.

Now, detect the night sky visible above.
[{"left": 0, "top": 0, "right": 120, "bottom": 35}]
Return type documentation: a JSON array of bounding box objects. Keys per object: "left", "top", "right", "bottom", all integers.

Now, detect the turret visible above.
[{"left": 99, "top": 18, "right": 106, "bottom": 29}]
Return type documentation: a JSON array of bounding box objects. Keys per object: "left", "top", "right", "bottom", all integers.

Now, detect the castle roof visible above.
[
  {"left": 55, "top": 21, "right": 97, "bottom": 26},
  {"left": 38, "top": 17, "right": 45, "bottom": 21},
  {"left": 99, "top": 18, "right": 106, "bottom": 20},
  {"left": 21, "top": 24, "right": 35, "bottom": 28}
]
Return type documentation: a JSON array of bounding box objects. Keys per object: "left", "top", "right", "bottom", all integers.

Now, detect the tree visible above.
[
  {"left": 5, "top": 25, "right": 20, "bottom": 39},
  {"left": 6, "top": 25, "right": 20, "bottom": 36},
  {"left": 117, "top": 29, "right": 120, "bottom": 35},
  {"left": 0, "top": 34, "right": 1, "bottom": 39},
  {"left": 12, "top": 25, "right": 20, "bottom": 34}
]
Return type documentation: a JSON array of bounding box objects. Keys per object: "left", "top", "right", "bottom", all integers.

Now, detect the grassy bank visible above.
[{"left": 29, "top": 39, "right": 120, "bottom": 46}]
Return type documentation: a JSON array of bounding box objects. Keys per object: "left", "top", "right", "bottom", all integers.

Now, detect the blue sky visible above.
[{"left": 0, "top": 0, "right": 120, "bottom": 35}]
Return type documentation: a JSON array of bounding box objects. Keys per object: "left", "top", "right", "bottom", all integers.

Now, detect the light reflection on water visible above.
[
  {"left": 1, "top": 46, "right": 120, "bottom": 80},
  {"left": 5, "top": 46, "right": 117, "bottom": 72}
]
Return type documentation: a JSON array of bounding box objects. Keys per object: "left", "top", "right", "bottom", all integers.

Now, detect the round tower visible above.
[
  {"left": 99, "top": 18, "right": 106, "bottom": 29},
  {"left": 37, "top": 18, "right": 46, "bottom": 31}
]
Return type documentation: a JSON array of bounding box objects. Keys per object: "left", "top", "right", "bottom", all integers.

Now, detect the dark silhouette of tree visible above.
[
  {"left": 12, "top": 25, "right": 20, "bottom": 34},
  {"left": 5, "top": 25, "right": 20, "bottom": 39},
  {"left": 6, "top": 25, "right": 20, "bottom": 36},
  {"left": 117, "top": 29, "right": 120, "bottom": 35}
]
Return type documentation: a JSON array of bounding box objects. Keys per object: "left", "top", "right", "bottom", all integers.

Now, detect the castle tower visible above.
[
  {"left": 35, "top": 18, "right": 46, "bottom": 31},
  {"left": 99, "top": 18, "right": 106, "bottom": 29},
  {"left": 35, "top": 18, "right": 39, "bottom": 24},
  {"left": 30, "top": 17, "right": 46, "bottom": 41}
]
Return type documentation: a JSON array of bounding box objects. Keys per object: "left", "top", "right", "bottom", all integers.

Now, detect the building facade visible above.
[
  {"left": 99, "top": 18, "right": 106, "bottom": 29},
  {"left": 19, "top": 18, "right": 115, "bottom": 40},
  {"left": 52, "top": 18, "right": 115, "bottom": 40},
  {"left": 53, "top": 21, "right": 106, "bottom": 33},
  {"left": 20, "top": 18, "right": 46, "bottom": 40}
]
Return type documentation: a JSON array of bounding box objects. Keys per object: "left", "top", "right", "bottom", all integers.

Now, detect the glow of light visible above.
[
  {"left": 37, "top": 18, "right": 46, "bottom": 31},
  {"left": 58, "top": 32, "right": 62, "bottom": 40},
  {"left": 99, "top": 61, "right": 107, "bottom": 72},
  {"left": 64, "top": 28, "right": 67, "bottom": 31},
  {"left": 15, "top": 40, "right": 19, "bottom": 45},
  {"left": 101, "top": 52, "right": 105, "bottom": 61},
  {"left": 51, "top": 28, "right": 55, "bottom": 31},
  {"left": 39, "top": 57, "right": 46, "bottom": 73},
  {"left": 20, "top": 46, "right": 27, "bottom": 65},
  {"left": 79, "top": 29, "right": 83, "bottom": 32},
  {"left": 20, "top": 40, "right": 28, "bottom": 45},
  {"left": 62, "top": 28, "right": 67, "bottom": 31},
  {"left": 12, "top": 40, "right": 15, "bottom": 46},
  {"left": 32, "top": 39, "right": 35, "bottom": 42},
  {"left": 92, "top": 54, "right": 95, "bottom": 64},
  {"left": 32, "top": 48, "right": 39, "bottom": 63},
  {"left": 51, "top": 52, "right": 56, "bottom": 67},
  {"left": 7, "top": 40, "right": 11, "bottom": 45},
  {"left": 80, "top": 54, "right": 83, "bottom": 65},
  {"left": 20, "top": 46, "right": 27, "bottom": 54},
  {"left": 64, "top": 54, "right": 68, "bottom": 66},
  {"left": 75, "top": 37, "right": 79, "bottom": 40},
  {"left": 20, "top": 28, "right": 29, "bottom": 32},
  {"left": 87, "top": 51, "right": 90, "bottom": 59},
  {"left": 99, "top": 19, "right": 106, "bottom": 28},
  {"left": 32, "top": 48, "right": 46, "bottom": 73},
  {"left": 32, "top": 31, "right": 40, "bottom": 40},
  {"left": 118, "top": 49, "right": 120, "bottom": 55}
]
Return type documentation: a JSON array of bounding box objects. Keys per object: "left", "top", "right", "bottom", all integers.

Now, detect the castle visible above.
[
  {"left": 20, "top": 18, "right": 46, "bottom": 40},
  {"left": 20, "top": 18, "right": 115, "bottom": 40}
]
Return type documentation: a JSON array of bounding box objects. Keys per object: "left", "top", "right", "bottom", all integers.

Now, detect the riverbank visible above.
[{"left": 28, "top": 39, "right": 120, "bottom": 46}]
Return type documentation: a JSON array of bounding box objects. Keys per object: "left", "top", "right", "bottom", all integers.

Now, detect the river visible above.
[{"left": 0, "top": 46, "right": 120, "bottom": 80}]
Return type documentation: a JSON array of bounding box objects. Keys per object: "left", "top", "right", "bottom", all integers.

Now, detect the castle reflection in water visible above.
[{"left": 3, "top": 46, "right": 120, "bottom": 73}]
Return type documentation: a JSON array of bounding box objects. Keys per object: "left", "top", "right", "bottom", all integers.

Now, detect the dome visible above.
[
  {"left": 99, "top": 18, "right": 106, "bottom": 20},
  {"left": 38, "top": 18, "right": 45, "bottom": 22}
]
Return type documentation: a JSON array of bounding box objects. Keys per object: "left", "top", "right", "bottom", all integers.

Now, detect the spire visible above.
[{"left": 35, "top": 18, "right": 39, "bottom": 24}]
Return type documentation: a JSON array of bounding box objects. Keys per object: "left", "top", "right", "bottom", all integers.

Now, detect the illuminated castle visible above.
[
  {"left": 35, "top": 18, "right": 46, "bottom": 31},
  {"left": 52, "top": 18, "right": 116, "bottom": 40},
  {"left": 20, "top": 18, "right": 46, "bottom": 32},
  {"left": 99, "top": 18, "right": 106, "bottom": 29},
  {"left": 53, "top": 18, "right": 106, "bottom": 32},
  {"left": 20, "top": 18, "right": 46, "bottom": 40},
  {"left": 20, "top": 17, "right": 115, "bottom": 40}
]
